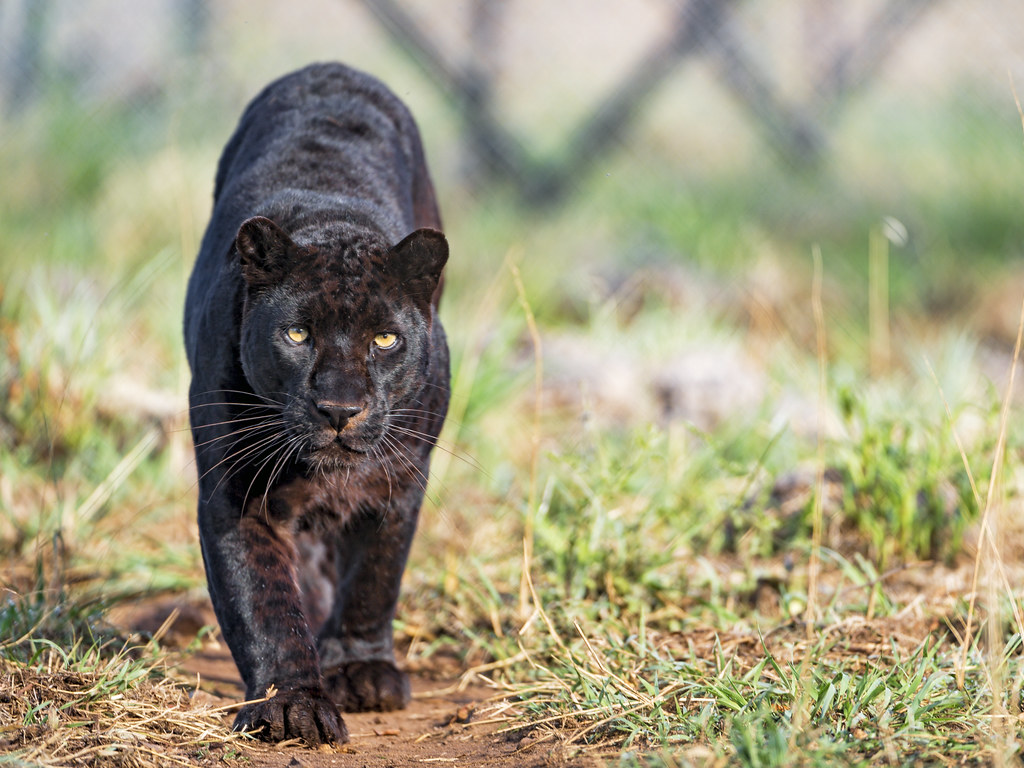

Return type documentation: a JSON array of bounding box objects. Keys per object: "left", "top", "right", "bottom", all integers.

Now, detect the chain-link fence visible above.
[
  {"left": 3, "top": 1, "right": 1020, "bottom": 199},
  {"left": 2, "top": 0, "right": 1023, "bottom": 350}
]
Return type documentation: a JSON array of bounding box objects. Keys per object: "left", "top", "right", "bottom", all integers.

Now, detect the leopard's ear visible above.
[
  {"left": 234, "top": 216, "right": 294, "bottom": 287},
  {"left": 387, "top": 228, "right": 448, "bottom": 305}
]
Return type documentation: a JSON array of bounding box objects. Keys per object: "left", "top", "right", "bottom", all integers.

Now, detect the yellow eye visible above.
[
  {"left": 286, "top": 326, "right": 309, "bottom": 344},
  {"left": 373, "top": 332, "right": 398, "bottom": 350}
]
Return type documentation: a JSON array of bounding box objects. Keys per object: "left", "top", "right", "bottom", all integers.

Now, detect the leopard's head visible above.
[{"left": 232, "top": 216, "right": 446, "bottom": 470}]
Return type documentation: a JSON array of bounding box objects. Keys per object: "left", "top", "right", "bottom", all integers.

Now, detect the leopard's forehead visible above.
[{"left": 272, "top": 236, "right": 401, "bottom": 329}]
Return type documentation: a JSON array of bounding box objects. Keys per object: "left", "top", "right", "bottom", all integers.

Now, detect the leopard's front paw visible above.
[
  {"left": 324, "top": 660, "right": 410, "bottom": 712},
  {"left": 233, "top": 686, "right": 348, "bottom": 746}
]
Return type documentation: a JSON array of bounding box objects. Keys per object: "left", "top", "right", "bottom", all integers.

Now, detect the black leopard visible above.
[{"left": 183, "top": 62, "right": 449, "bottom": 746}]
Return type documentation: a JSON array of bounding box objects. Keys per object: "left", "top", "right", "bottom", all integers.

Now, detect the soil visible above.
[
  {"left": 106, "top": 559, "right": 997, "bottom": 766},
  {"left": 114, "top": 598, "right": 607, "bottom": 768}
]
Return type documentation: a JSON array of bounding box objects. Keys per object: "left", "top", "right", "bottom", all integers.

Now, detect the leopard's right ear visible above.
[{"left": 234, "top": 216, "right": 294, "bottom": 287}]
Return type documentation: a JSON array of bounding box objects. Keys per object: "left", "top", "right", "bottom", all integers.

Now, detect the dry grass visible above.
[{"left": 0, "top": 650, "right": 249, "bottom": 767}]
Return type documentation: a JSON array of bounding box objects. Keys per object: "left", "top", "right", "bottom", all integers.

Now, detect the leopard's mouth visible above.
[
  {"left": 330, "top": 436, "right": 372, "bottom": 455},
  {"left": 303, "top": 430, "right": 381, "bottom": 468},
  {"left": 303, "top": 445, "right": 363, "bottom": 472}
]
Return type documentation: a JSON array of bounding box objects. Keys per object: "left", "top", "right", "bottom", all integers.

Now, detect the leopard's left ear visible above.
[
  {"left": 387, "top": 228, "right": 448, "bottom": 306},
  {"left": 235, "top": 216, "right": 296, "bottom": 290}
]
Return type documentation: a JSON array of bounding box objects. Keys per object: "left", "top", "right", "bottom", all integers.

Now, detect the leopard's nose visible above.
[{"left": 314, "top": 402, "right": 363, "bottom": 431}]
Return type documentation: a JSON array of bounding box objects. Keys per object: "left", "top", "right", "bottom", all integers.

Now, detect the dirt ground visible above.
[{"left": 116, "top": 599, "right": 607, "bottom": 768}]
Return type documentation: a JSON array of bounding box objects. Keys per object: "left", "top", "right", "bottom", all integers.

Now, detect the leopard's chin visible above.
[
  {"left": 304, "top": 449, "right": 362, "bottom": 473},
  {"left": 303, "top": 435, "right": 378, "bottom": 472}
]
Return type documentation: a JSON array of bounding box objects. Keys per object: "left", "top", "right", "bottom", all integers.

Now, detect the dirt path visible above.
[{"left": 120, "top": 598, "right": 602, "bottom": 768}]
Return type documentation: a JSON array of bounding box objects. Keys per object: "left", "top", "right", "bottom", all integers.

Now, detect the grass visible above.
[
  {"left": 3, "top": 38, "right": 1024, "bottom": 767},
  {"left": 1, "top": 592, "right": 253, "bottom": 766}
]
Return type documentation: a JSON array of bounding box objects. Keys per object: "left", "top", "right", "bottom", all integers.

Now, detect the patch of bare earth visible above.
[{"left": 110, "top": 599, "right": 607, "bottom": 768}]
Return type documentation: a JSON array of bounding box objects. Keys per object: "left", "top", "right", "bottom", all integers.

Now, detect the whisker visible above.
[
  {"left": 200, "top": 428, "right": 288, "bottom": 498},
  {"left": 179, "top": 412, "right": 284, "bottom": 431},
  {"left": 244, "top": 433, "right": 304, "bottom": 522},
  {"left": 386, "top": 430, "right": 463, "bottom": 459},
  {"left": 385, "top": 423, "right": 446, "bottom": 443},
  {"left": 389, "top": 406, "right": 447, "bottom": 416},
  {"left": 179, "top": 402, "right": 283, "bottom": 425},
  {"left": 212, "top": 434, "right": 290, "bottom": 512},
  {"left": 375, "top": 443, "right": 394, "bottom": 523},
  {"left": 379, "top": 434, "right": 421, "bottom": 480},
  {"left": 205, "top": 439, "right": 285, "bottom": 503},
  {"left": 241, "top": 448, "right": 281, "bottom": 521},
  {"left": 388, "top": 409, "right": 466, "bottom": 432},
  {"left": 389, "top": 407, "right": 459, "bottom": 422},
  {"left": 379, "top": 433, "right": 434, "bottom": 503},
  {"left": 188, "top": 400, "right": 286, "bottom": 411},
  {"left": 192, "top": 400, "right": 286, "bottom": 413},
  {"left": 414, "top": 381, "right": 455, "bottom": 397},
  {"left": 182, "top": 403, "right": 286, "bottom": 428},
  {"left": 195, "top": 419, "right": 285, "bottom": 466},
  {"left": 385, "top": 417, "right": 458, "bottom": 442},
  {"left": 190, "top": 388, "right": 291, "bottom": 407},
  {"left": 268, "top": 436, "right": 305, "bottom": 496},
  {"left": 190, "top": 420, "right": 284, "bottom": 450},
  {"left": 386, "top": 425, "right": 487, "bottom": 476}
]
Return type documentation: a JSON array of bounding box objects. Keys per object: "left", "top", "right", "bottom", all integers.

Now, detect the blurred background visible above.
[
  {"left": 4, "top": 6, "right": 1024, "bottom": 760},
  {"left": 2, "top": 0, "right": 1024, "bottom": 595}
]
